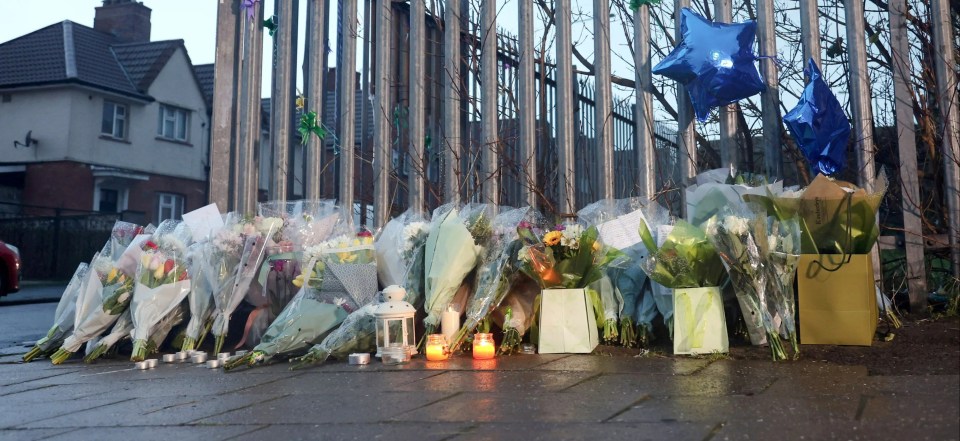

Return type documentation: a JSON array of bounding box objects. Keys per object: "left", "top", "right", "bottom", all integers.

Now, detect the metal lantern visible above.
[{"left": 373, "top": 285, "right": 417, "bottom": 358}]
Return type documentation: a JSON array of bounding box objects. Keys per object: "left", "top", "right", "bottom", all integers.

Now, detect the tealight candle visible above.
[
  {"left": 162, "top": 354, "right": 176, "bottom": 363},
  {"left": 472, "top": 333, "right": 495, "bottom": 360},
  {"left": 425, "top": 334, "right": 449, "bottom": 361}
]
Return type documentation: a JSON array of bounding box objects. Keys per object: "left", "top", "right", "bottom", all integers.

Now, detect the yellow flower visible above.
[
  {"left": 140, "top": 253, "right": 152, "bottom": 269},
  {"left": 337, "top": 252, "right": 358, "bottom": 263},
  {"left": 592, "top": 240, "right": 601, "bottom": 252},
  {"left": 351, "top": 238, "right": 361, "bottom": 247},
  {"left": 153, "top": 266, "right": 165, "bottom": 280},
  {"left": 363, "top": 236, "right": 374, "bottom": 245},
  {"left": 295, "top": 95, "right": 305, "bottom": 110},
  {"left": 107, "top": 268, "right": 118, "bottom": 282},
  {"left": 544, "top": 231, "right": 563, "bottom": 246}
]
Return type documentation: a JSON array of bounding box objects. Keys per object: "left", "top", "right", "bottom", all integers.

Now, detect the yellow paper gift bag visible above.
[
  {"left": 673, "top": 287, "right": 728, "bottom": 355},
  {"left": 797, "top": 254, "right": 877, "bottom": 346}
]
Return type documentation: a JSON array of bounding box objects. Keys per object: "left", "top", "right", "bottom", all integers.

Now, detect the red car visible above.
[{"left": 0, "top": 239, "right": 21, "bottom": 296}]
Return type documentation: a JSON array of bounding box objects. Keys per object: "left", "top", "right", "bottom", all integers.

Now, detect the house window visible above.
[
  {"left": 158, "top": 104, "right": 190, "bottom": 142},
  {"left": 156, "top": 193, "right": 185, "bottom": 223},
  {"left": 101, "top": 101, "right": 127, "bottom": 139},
  {"left": 98, "top": 189, "right": 119, "bottom": 213}
]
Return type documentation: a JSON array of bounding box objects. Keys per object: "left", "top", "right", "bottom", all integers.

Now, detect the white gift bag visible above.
[
  {"left": 673, "top": 287, "right": 728, "bottom": 355},
  {"left": 537, "top": 288, "right": 599, "bottom": 354}
]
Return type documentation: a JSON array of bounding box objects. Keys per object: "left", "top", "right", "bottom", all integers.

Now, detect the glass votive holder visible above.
[
  {"left": 382, "top": 346, "right": 411, "bottom": 365},
  {"left": 472, "top": 333, "right": 495, "bottom": 360},
  {"left": 425, "top": 334, "right": 449, "bottom": 361}
]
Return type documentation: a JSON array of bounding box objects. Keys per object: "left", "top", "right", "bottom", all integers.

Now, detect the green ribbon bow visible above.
[
  {"left": 263, "top": 16, "right": 278, "bottom": 37},
  {"left": 298, "top": 111, "right": 326, "bottom": 145}
]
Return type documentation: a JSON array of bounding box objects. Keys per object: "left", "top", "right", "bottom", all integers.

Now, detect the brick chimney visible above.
[{"left": 93, "top": 0, "right": 151, "bottom": 43}]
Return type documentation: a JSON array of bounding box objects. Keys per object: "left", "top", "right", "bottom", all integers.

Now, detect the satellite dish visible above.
[{"left": 14, "top": 130, "right": 37, "bottom": 149}]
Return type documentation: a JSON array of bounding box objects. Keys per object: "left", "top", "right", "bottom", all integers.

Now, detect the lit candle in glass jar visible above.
[
  {"left": 425, "top": 334, "right": 449, "bottom": 361},
  {"left": 472, "top": 333, "right": 495, "bottom": 360}
]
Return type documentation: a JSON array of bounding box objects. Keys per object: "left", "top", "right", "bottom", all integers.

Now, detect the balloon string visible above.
[{"left": 754, "top": 54, "right": 786, "bottom": 70}]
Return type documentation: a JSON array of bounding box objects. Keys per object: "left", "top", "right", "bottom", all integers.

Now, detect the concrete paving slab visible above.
[
  {"left": 20, "top": 393, "right": 285, "bottom": 428},
  {"left": 393, "top": 391, "right": 643, "bottom": 423},
  {"left": 238, "top": 371, "right": 439, "bottom": 395},
  {"left": 564, "top": 372, "right": 776, "bottom": 398},
  {"left": 713, "top": 420, "right": 960, "bottom": 441},
  {"left": 612, "top": 395, "right": 861, "bottom": 423},
  {"left": 232, "top": 422, "right": 473, "bottom": 441},
  {"left": 198, "top": 391, "right": 455, "bottom": 425},
  {"left": 536, "top": 355, "right": 709, "bottom": 375},
  {"left": 40, "top": 424, "right": 265, "bottom": 441},
  {"left": 860, "top": 393, "right": 960, "bottom": 424},
  {"left": 302, "top": 355, "right": 572, "bottom": 373},
  {"left": 0, "top": 397, "right": 130, "bottom": 429},
  {"left": 0, "top": 428, "right": 73, "bottom": 441},
  {"left": 390, "top": 370, "right": 599, "bottom": 393},
  {"left": 449, "top": 422, "right": 719, "bottom": 441}
]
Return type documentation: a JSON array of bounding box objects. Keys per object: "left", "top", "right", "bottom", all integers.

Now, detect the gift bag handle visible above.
[{"left": 809, "top": 192, "right": 854, "bottom": 274}]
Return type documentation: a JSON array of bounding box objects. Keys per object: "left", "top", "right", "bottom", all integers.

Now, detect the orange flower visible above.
[{"left": 543, "top": 231, "right": 562, "bottom": 246}]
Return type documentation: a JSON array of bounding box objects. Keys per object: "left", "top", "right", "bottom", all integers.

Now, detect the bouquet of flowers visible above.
[
  {"left": 210, "top": 214, "right": 280, "bottom": 354},
  {"left": 83, "top": 310, "right": 132, "bottom": 362},
  {"left": 225, "top": 226, "right": 377, "bottom": 369},
  {"left": 760, "top": 215, "right": 803, "bottom": 357},
  {"left": 50, "top": 222, "right": 146, "bottom": 364},
  {"left": 449, "top": 207, "right": 537, "bottom": 354},
  {"left": 705, "top": 208, "right": 790, "bottom": 361},
  {"left": 686, "top": 167, "right": 783, "bottom": 226},
  {"left": 241, "top": 201, "right": 341, "bottom": 348},
  {"left": 129, "top": 221, "right": 192, "bottom": 361},
  {"left": 292, "top": 210, "right": 431, "bottom": 369},
  {"left": 146, "top": 303, "right": 187, "bottom": 354},
  {"left": 23, "top": 263, "right": 89, "bottom": 362},
  {"left": 420, "top": 204, "right": 491, "bottom": 341}
]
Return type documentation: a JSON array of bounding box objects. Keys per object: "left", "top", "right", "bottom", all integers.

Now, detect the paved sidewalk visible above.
[{"left": 0, "top": 351, "right": 957, "bottom": 441}]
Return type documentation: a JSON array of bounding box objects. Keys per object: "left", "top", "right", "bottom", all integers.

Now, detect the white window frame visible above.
[
  {"left": 92, "top": 179, "right": 129, "bottom": 213},
  {"left": 156, "top": 192, "right": 185, "bottom": 223},
  {"left": 101, "top": 101, "right": 127, "bottom": 139},
  {"left": 157, "top": 104, "right": 190, "bottom": 142}
]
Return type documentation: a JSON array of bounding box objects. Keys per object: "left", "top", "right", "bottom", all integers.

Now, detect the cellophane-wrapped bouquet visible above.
[
  {"left": 50, "top": 221, "right": 144, "bottom": 364},
  {"left": 760, "top": 215, "right": 803, "bottom": 357},
  {"left": 210, "top": 214, "right": 280, "bottom": 354},
  {"left": 23, "top": 263, "right": 89, "bottom": 362},
  {"left": 516, "top": 219, "right": 625, "bottom": 343},
  {"left": 705, "top": 207, "right": 789, "bottom": 361},
  {"left": 241, "top": 200, "right": 341, "bottom": 348},
  {"left": 129, "top": 221, "right": 192, "bottom": 361},
  {"left": 420, "top": 204, "right": 491, "bottom": 343},
  {"left": 450, "top": 207, "right": 538, "bottom": 355},
  {"left": 225, "top": 222, "right": 377, "bottom": 370},
  {"left": 292, "top": 209, "right": 432, "bottom": 369},
  {"left": 83, "top": 309, "right": 132, "bottom": 362},
  {"left": 579, "top": 198, "right": 663, "bottom": 347}
]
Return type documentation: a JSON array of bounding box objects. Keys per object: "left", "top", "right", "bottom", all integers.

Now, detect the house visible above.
[{"left": 0, "top": 0, "right": 210, "bottom": 225}]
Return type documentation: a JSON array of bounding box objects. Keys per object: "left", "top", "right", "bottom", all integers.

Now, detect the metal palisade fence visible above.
[{"left": 209, "top": 0, "right": 960, "bottom": 311}]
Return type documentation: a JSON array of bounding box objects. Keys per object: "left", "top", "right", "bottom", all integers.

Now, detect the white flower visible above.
[
  {"left": 117, "top": 292, "right": 130, "bottom": 304},
  {"left": 333, "top": 297, "right": 347, "bottom": 307},
  {"left": 723, "top": 215, "right": 749, "bottom": 236},
  {"left": 257, "top": 217, "right": 284, "bottom": 236},
  {"left": 560, "top": 224, "right": 583, "bottom": 249},
  {"left": 507, "top": 316, "right": 523, "bottom": 329},
  {"left": 767, "top": 235, "right": 779, "bottom": 252},
  {"left": 517, "top": 245, "right": 531, "bottom": 263}
]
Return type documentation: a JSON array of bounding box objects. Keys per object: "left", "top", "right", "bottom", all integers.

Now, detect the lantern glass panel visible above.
[
  {"left": 404, "top": 317, "right": 416, "bottom": 347},
  {"left": 387, "top": 319, "right": 404, "bottom": 346}
]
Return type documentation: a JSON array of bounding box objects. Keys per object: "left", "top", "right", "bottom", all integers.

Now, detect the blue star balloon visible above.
[
  {"left": 783, "top": 59, "right": 851, "bottom": 176},
  {"left": 652, "top": 8, "right": 766, "bottom": 122}
]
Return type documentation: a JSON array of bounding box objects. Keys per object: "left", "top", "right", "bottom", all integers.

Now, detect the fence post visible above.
[
  {"left": 593, "top": 0, "right": 614, "bottom": 201},
  {"left": 236, "top": 0, "right": 264, "bottom": 215},
  {"left": 844, "top": 0, "right": 882, "bottom": 286},
  {"left": 210, "top": 0, "right": 240, "bottom": 211},
  {"left": 634, "top": 5, "right": 657, "bottom": 200},
  {"left": 674, "top": 0, "right": 696, "bottom": 217},
  {"left": 480, "top": 0, "right": 500, "bottom": 205},
  {"left": 798, "top": 0, "right": 821, "bottom": 77},
  {"left": 442, "top": 0, "right": 462, "bottom": 206},
  {"left": 518, "top": 0, "right": 537, "bottom": 208},
  {"left": 269, "top": 0, "right": 299, "bottom": 202},
  {"left": 373, "top": 0, "right": 393, "bottom": 227},
  {"left": 304, "top": 0, "right": 326, "bottom": 200},
  {"left": 714, "top": 0, "right": 738, "bottom": 170},
  {"left": 756, "top": 0, "right": 781, "bottom": 179},
  {"left": 556, "top": 0, "right": 576, "bottom": 214},
  {"left": 931, "top": 0, "right": 960, "bottom": 277},
  {"left": 338, "top": 0, "right": 359, "bottom": 220},
  {"left": 409, "top": 0, "right": 426, "bottom": 212}
]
